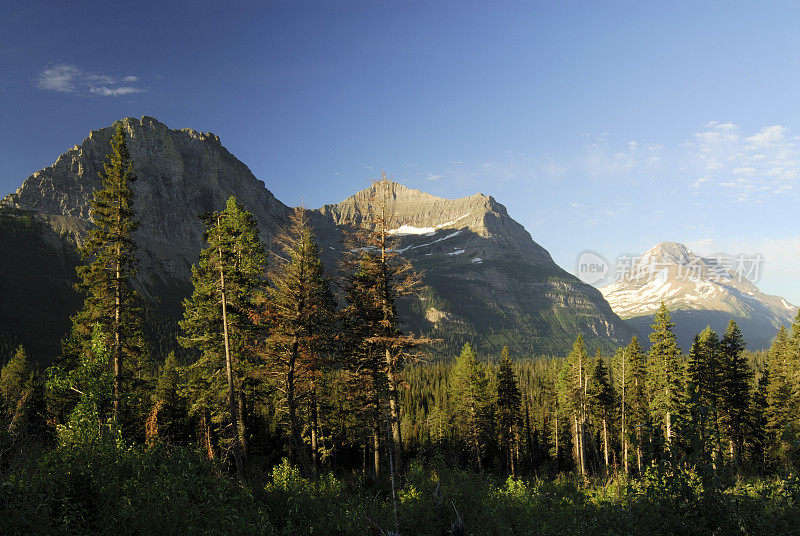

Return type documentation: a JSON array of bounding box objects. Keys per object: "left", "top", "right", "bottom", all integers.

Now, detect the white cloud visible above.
[
  {"left": 37, "top": 64, "right": 80, "bottom": 92},
  {"left": 425, "top": 174, "right": 444, "bottom": 181},
  {"left": 36, "top": 64, "right": 144, "bottom": 97},
  {"left": 90, "top": 86, "right": 143, "bottom": 97},
  {"left": 687, "top": 122, "right": 800, "bottom": 201}
]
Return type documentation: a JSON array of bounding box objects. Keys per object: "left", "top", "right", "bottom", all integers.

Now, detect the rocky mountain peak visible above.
[
  {"left": 3, "top": 116, "right": 288, "bottom": 279},
  {"left": 601, "top": 240, "right": 797, "bottom": 350},
  {"left": 642, "top": 241, "right": 694, "bottom": 265},
  {"left": 318, "top": 180, "right": 546, "bottom": 259}
]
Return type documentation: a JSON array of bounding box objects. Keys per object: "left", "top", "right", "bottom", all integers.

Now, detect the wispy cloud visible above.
[
  {"left": 36, "top": 64, "right": 145, "bottom": 97},
  {"left": 686, "top": 122, "right": 800, "bottom": 201},
  {"left": 582, "top": 137, "right": 663, "bottom": 180}
]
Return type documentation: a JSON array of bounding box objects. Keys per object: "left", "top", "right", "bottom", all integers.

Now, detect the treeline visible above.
[
  {"left": 401, "top": 307, "right": 800, "bottom": 478},
  {"left": 2, "top": 123, "right": 799, "bottom": 490}
]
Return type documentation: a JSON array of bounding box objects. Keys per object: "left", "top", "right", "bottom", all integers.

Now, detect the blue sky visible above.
[{"left": 3, "top": 1, "right": 800, "bottom": 302}]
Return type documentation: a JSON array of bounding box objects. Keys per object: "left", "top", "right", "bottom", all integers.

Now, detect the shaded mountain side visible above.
[
  {"left": 2, "top": 116, "right": 635, "bottom": 362},
  {"left": 0, "top": 207, "right": 82, "bottom": 362},
  {"left": 625, "top": 310, "right": 781, "bottom": 353},
  {"left": 0, "top": 206, "right": 191, "bottom": 365}
]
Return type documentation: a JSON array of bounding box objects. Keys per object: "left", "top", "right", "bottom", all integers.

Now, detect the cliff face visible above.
[
  {"left": 5, "top": 116, "right": 289, "bottom": 281},
  {"left": 2, "top": 117, "right": 634, "bottom": 360}
]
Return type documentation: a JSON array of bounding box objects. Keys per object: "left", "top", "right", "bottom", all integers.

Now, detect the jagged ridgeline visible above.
[{"left": 1, "top": 116, "right": 634, "bottom": 363}]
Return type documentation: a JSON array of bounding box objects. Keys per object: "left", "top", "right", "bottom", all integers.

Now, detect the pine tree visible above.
[
  {"left": 685, "top": 327, "right": 722, "bottom": 464},
  {"left": 764, "top": 326, "right": 794, "bottom": 466},
  {"left": 720, "top": 320, "right": 750, "bottom": 469},
  {"left": 562, "top": 335, "right": 589, "bottom": 475},
  {"left": 256, "top": 207, "right": 337, "bottom": 475},
  {"left": 613, "top": 336, "right": 649, "bottom": 473},
  {"left": 747, "top": 367, "right": 769, "bottom": 470},
  {"left": 179, "top": 196, "right": 267, "bottom": 479},
  {"left": 588, "top": 352, "right": 615, "bottom": 471},
  {"left": 647, "top": 302, "right": 684, "bottom": 455},
  {"left": 147, "top": 351, "right": 188, "bottom": 446},
  {"left": 339, "top": 175, "right": 429, "bottom": 478},
  {"left": 0, "top": 346, "right": 31, "bottom": 414},
  {"left": 496, "top": 346, "right": 521, "bottom": 476},
  {"left": 450, "top": 343, "right": 493, "bottom": 472},
  {"left": 0, "top": 346, "right": 45, "bottom": 441},
  {"left": 339, "top": 248, "right": 387, "bottom": 479},
  {"left": 68, "top": 122, "right": 143, "bottom": 424}
]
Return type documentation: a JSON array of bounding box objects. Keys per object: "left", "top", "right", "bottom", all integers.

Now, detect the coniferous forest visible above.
[{"left": 5, "top": 127, "right": 800, "bottom": 536}]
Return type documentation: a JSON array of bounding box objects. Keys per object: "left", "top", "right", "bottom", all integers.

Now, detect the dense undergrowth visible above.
[{"left": 3, "top": 442, "right": 800, "bottom": 536}]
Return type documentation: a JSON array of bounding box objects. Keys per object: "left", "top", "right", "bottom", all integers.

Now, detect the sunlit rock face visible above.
[{"left": 4, "top": 116, "right": 634, "bottom": 358}]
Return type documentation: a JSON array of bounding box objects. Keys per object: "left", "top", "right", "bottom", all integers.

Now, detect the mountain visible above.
[
  {"left": 1, "top": 116, "right": 635, "bottom": 362},
  {"left": 314, "top": 181, "right": 636, "bottom": 355},
  {"left": 600, "top": 241, "right": 797, "bottom": 351}
]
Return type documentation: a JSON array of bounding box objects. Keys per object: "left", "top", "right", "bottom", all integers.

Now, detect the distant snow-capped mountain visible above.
[{"left": 600, "top": 241, "right": 797, "bottom": 350}]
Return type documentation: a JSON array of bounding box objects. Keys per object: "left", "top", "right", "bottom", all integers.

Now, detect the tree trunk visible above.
[
  {"left": 470, "top": 401, "right": 483, "bottom": 473},
  {"left": 114, "top": 249, "right": 121, "bottom": 423},
  {"left": 219, "top": 240, "right": 243, "bottom": 481},
  {"left": 238, "top": 388, "right": 248, "bottom": 459},
  {"left": 621, "top": 350, "right": 627, "bottom": 474},
  {"left": 287, "top": 339, "right": 304, "bottom": 471},
  {"left": 373, "top": 391, "right": 381, "bottom": 480},
  {"left": 509, "top": 424, "right": 517, "bottom": 477},
  {"left": 310, "top": 385, "right": 320, "bottom": 477},
  {"left": 202, "top": 409, "right": 215, "bottom": 460},
  {"left": 385, "top": 347, "right": 403, "bottom": 477},
  {"left": 554, "top": 404, "right": 559, "bottom": 472},
  {"left": 602, "top": 417, "right": 609, "bottom": 468},
  {"left": 372, "top": 425, "right": 381, "bottom": 480}
]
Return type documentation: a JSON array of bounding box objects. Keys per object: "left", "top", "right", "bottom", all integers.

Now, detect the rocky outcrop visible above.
[
  {"left": 3, "top": 116, "right": 635, "bottom": 359},
  {"left": 4, "top": 116, "right": 289, "bottom": 281}
]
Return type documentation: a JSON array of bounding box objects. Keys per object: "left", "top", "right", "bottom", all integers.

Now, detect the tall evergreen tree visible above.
[
  {"left": 179, "top": 196, "right": 267, "bottom": 479},
  {"left": 720, "top": 320, "right": 750, "bottom": 468},
  {"left": 0, "top": 346, "right": 31, "bottom": 414},
  {"left": 764, "top": 326, "right": 794, "bottom": 466},
  {"left": 256, "top": 207, "right": 337, "bottom": 475},
  {"left": 146, "top": 351, "right": 188, "bottom": 446},
  {"left": 561, "top": 335, "right": 589, "bottom": 475},
  {"left": 685, "top": 327, "right": 722, "bottom": 464},
  {"left": 68, "top": 122, "right": 143, "bottom": 424},
  {"left": 613, "top": 336, "right": 649, "bottom": 473},
  {"left": 647, "top": 302, "right": 684, "bottom": 455},
  {"left": 450, "top": 343, "right": 493, "bottom": 473},
  {"left": 339, "top": 176, "right": 429, "bottom": 479},
  {"left": 496, "top": 346, "right": 521, "bottom": 476},
  {"left": 0, "top": 346, "right": 45, "bottom": 441},
  {"left": 588, "top": 352, "right": 615, "bottom": 470}
]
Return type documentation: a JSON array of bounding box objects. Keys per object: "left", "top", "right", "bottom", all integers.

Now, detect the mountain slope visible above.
[
  {"left": 600, "top": 241, "right": 797, "bottom": 350},
  {"left": 2, "top": 116, "right": 634, "bottom": 361},
  {"left": 315, "top": 181, "right": 636, "bottom": 356}
]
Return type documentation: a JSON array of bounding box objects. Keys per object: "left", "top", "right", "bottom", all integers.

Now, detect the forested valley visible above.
[{"left": 4, "top": 125, "right": 800, "bottom": 536}]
